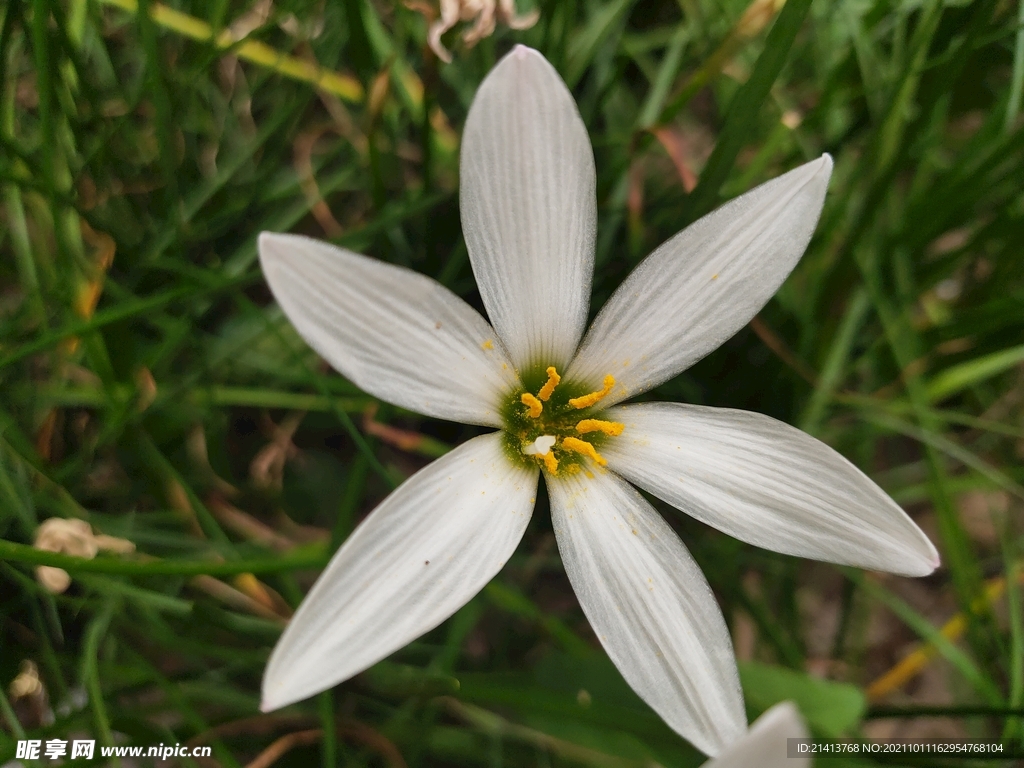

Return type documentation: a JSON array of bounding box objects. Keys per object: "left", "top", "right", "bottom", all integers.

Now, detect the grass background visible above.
[{"left": 1, "top": 0, "right": 1023, "bottom": 765}]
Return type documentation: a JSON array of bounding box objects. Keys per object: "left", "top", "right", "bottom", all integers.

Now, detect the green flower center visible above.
[{"left": 499, "top": 364, "right": 624, "bottom": 476}]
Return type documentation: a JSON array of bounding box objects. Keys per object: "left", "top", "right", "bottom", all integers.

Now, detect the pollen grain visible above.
[{"left": 569, "top": 375, "right": 616, "bottom": 409}]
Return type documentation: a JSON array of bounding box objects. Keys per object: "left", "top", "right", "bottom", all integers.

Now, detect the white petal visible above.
[
  {"left": 259, "top": 232, "right": 518, "bottom": 427},
  {"left": 567, "top": 156, "right": 833, "bottom": 405},
  {"left": 460, "top": 45, "right": 596, "bottom": 371},
  {"left": 703, "top": 702, "right": 809, "bottom": 768},
  {"left": 547, "top": 469, "right": 745, "bottom": 755},
  {"left": 605, "top": 403, "right": 940, "bottom": 576},
  {"left": 261, "top": 433, "right": 538, "bottom": 710}
]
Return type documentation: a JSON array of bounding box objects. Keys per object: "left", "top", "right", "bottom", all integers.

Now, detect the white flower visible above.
[{"left": 257, "top": 45, "right": 938, "bottom": 755}]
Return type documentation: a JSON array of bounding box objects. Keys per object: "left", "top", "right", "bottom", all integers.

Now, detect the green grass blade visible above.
[{"left": 680, "top": 0, "right": 813, "bottom": 223}]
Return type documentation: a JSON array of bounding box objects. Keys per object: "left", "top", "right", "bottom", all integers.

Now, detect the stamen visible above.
[
  {"left": 521, "top": 393, "right": 543, "bottom": 418},
  {"left": 576, "top": 419, "right": 624, "bottom": 436},
  {"left": 562, "top": 437, "right": 608, "bottom": 466},
  {"left": 537, "top": 366, "right": 561, "bottom": 401},
  {"left": 569, "top": 375, "right": 616, "bottom": 410},
  {"left": 542, "top": 451, "right": 559, "bottom": 475}
]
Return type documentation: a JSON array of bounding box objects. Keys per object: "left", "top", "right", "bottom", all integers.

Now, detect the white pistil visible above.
[{"left": 523, "top": 435, "right": 557, "bottom": 456}]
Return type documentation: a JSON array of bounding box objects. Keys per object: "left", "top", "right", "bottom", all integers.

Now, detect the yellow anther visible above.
[
  {"left": 576, "top": 419, "right": 624, "bottom": 437},
  {"left": 562, "top": 437, "right": 608, "bottom": 466},
  {"left": 537, "top": 366, "right": 561, "bottom": 401},
  {"left": 521, "top": 393, "right": 543, "bottom": 418},
  {"left": 542, "top": 451, "right": 559, "bottom": 475},
  {"left": 569, "top": 375, "right": 616, "bottom": 410}
]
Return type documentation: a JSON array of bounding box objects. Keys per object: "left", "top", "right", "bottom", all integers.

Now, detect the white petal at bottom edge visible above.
[
  {"left": 261, "top": 433, "right": 538, "bottom": 711},
  {"left": 703, "top": 702, "right": 809, "bottom": 768},
  {"left": 546, "top": 468, "right": 745, "bottom": 756},
  {"left": 604, "top": 403, "right": 939, "bottom": 576}
]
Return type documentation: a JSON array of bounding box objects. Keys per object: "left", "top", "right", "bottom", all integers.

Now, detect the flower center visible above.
[{"left": 500, "top": 365, "right": 624, "bottom": 476}]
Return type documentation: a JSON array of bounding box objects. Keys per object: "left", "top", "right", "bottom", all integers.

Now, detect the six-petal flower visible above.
[{"left": 258, "top": 45, "right": 938, "bottom": 756}]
